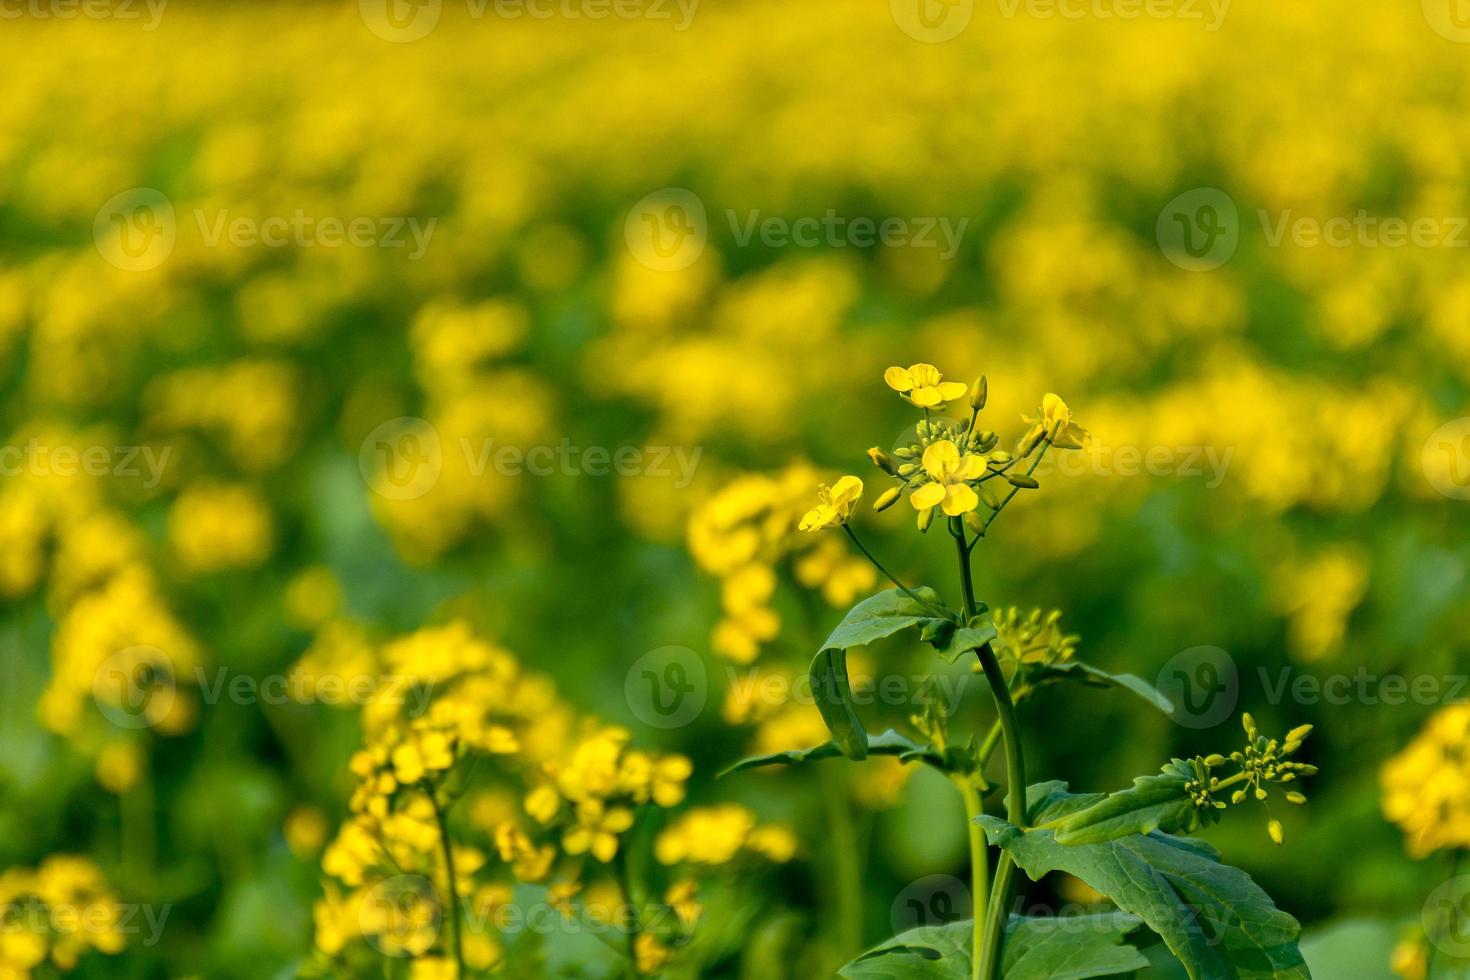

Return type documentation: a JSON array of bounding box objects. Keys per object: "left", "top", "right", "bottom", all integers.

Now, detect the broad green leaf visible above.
[
  {"left": 1047, "top": 761, "right": 1204, "bottom": 844},
  {"left": 932, "top": 621, "right": 999, "bottom": 662},
  {"left": 1040, "top": 661, "right": 1174, "bottom": 716},
  {"left": 979, "top": 782, "right": 1309, "bottom": 980},
  {"left": 837, "top": 914, "right": 1147, "bottom": 980},
  {"left": 811, "top": 647, "right": 868, "bottom": 760},
  {"left": 812, "top": 588, "right": 954, "bottom": 760},
  {"left": 718, "top": 729, "right": 941, "bottom": 777}
]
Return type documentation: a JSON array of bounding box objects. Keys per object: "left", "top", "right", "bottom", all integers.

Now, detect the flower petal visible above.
[
  {"left": 910, "top": 482, "right": 945, "bottom": 511},
  {"left": 884, "top": 367, "right": 915, "bottom": 392},
  {"left": 909, "top": 386, "right": 943, "bottom": 407},
  {"left": 908, "top": 363, "right": 941, "bottom": 388},
  {"left": 952, "top": 454, "right": 987, "bottom": 480},
  {"left": 921, "top": 440, "right": 959, "bottom": 479},
  {"left": 936, "top": 381, "right": 968, "bottom": 402},
  {"left": 941, "top": 484, "right": 979, "bottom": 516},
  {"left": 1042, "top": 393, "right": 1069, "bottom": 426}
]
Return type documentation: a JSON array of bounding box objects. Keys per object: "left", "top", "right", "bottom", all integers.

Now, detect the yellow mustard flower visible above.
[
  {"left": 563, "top": 800, "right": 635, "bottom": 862},
  {"left": 1022, "top": 393, "right": 1090, "bottom": 451},
  {"left": 884, "top": 363, "right": 968, "bottom": 407},
  {"left": 635, "top": 933, "right": 674, "bottom": 974},
  {"left": 798, "top": 476, "right": 863, "bottom": 531},
  {"left": 910, "top": 440, "right": 986, "bottom": 516},
  {"left": 1382, "top": 704, "right": 1470, "bottom": 857}
]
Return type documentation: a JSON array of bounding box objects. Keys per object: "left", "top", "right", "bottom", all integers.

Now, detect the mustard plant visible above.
[{"left": 725, "top": 364, "right": 1318, "bottom": 980}]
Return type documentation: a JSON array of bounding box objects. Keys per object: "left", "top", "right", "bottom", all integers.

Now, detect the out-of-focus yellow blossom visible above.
[
  {"left": 144, "top": 360, "right": 299, "bottom": 472},
  {"left": 0, "top": 857, "right": 125, "bottom": 976},
  {"left": 688, "top": 465, "right": 873, "bottom": 662},
  {"left": 285, "top": 806, "right": 330, "bottom": 859},
  {"left": 409, "top": 957, "right": 458, "bottom": 980},
  {"left": 284, "top": 566, "right": 342, "bottom": 629},
  {"left": 1390, "top": 935, "right": 1427, "bottom": 980},
  {"left": 909, "top": 441, "right": 986, "bottom": 517},
  {"left": 798, "top": 476, "right": 864, "bottom": 531},
  {"left": 1271, "top": 547, "right": 1369, "bottom": 662},
  {"left": 562, "top": 801, "right": 636, "bottom": 863},
  {"left": 168, "top": 483, "right": 274, "bottom": 574},
  {"left": 666, "top": 878, "right": 702, "bottom": 929},
  {"left": 884, "top": 363, "right": 968, "bottom": 407},
  {"left": 94, "top": 741, "right": 142, "bottom": 795},
  {"left": 851, "top": 757, "right": 915, "bottom": 810},
  {"left": 990, "top": 607, "right": 1078, "bottom": 669},
  {"left": 654, "top": 805, "right": 795, "bottom": 867},
  {"left": 635, "top": 933, "right": 674, "bottom": 975},
  {"left": 1382, "top": 705, "right": 1470, "bottom": 857}
]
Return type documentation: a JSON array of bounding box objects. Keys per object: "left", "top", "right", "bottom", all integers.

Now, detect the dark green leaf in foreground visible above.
[
  {"left": 1047, "top": 760, "right": 1203, "bottom": 844},
  {"left": 811, "top": 588, "right": 954, "bottom": 760},
  {"left": 718, "top": 729, "right": 942, "bottom": 777},
  {"left": 837, "top": 913, "right": 1147, "bottom": 980},
  {"left": 979, "top": 782, "right": 1308, "bottom": 980}
]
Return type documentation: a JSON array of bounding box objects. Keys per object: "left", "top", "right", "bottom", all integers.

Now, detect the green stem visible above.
[
  {"left": 821, "top": 764, "right": 864, "bottom": 958},
  {"left": 843, "top": 524, "right": 950, "bottom": 618},
  {"left": 956, "top": 777, "right": 990, "bottom": 980},
  {"left": 427, "top": 789, "right": 465, "bottom": 976},
  {"left": 1428, "top": 848, "right": 1466, "bottom": 979}
]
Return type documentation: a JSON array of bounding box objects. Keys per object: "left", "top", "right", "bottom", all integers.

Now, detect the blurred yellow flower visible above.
[{"left": 1382, "top": 704, "right": 1470, "bottom": 857}]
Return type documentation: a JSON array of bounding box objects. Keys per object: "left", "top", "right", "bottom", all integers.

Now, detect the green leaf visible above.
[
  {"left": 718, "top": 729, "right": 942, "bottom": 777},
  {"left": 932, "top": 622, "right": 999, "bottom": 662},
  {"left": 1047, "top": 761, "right": 1203, "bottom": 844},
  {"left": 811, "top": 648, "right": 868, "bottom": 761},
  {"left": 811, "top": 588, "right": 954, "bottom": 760},
  {"left": 836, "top": 914, "right": 1147, "bottom": 980},
  {"left": 979, "top": 783, "right": 1309, "bottom": 980},
  {"left": 1002, "top": 911, "right": 1150, "bottom": 980},
  {"left": 1040, "top": 661, "right": 1174, "bottom": 716}
]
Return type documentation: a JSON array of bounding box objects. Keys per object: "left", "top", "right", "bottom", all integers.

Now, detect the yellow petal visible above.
[
  {"left": 921, "top": 440, "right": 959, "bottom": 479},
  {"left": 830, "top": 475, "right": 864, "bottom": 507},
  {"left": 941, "top": 484, "right": 979, "bottom": 516},
  {"left": 936, "top": 381, "right": 968, "bottom": 402},
  {"left": 910, "top": 483, "right": 945, "bottom": 511},
  {"left": 884, "top": 366, "right": 914, "bottom": 392},
  {"left": 798, "top": 505, "right": 833, "bottom": 531},
  {"left": 908, "top": 363, "right": 941, "bottom": 388},
  {"left": 1042, "top": 393, "right": 1069, "bottom": 426},
  {"left": 951, "top": 454, "right": 986, "bottom": 480},
  {"left": 1052, "top": 422, "right": 1088, "bottom": 451},
  {"left": 909, "top": 386, "right": 943, "bottom": 407}
]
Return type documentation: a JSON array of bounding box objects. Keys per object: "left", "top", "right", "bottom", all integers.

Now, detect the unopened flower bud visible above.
[
  {"left": 1231, "top": 790, "right": 1247, "bottom": 805},
  {"left": 1285, "top": 792, "right": 1307, "bottom": 805},
  {"left": 1242, "top": 713, "right": 1257, "bottom": 737},
  {"left": 894, "top": 447, "right": 917, "bottom": 459},
  {"left": 1285, "top": 724, "right": 1313, "bottom": 745},
  {"left": 874, "top": 487, "right": 901, "bottom": 512},
  {"left": 963, "top": 511, "right": 985, "bottom": 535},
  {"left": 969, "top": 375, "right": 988, "bottom": 411},
  {"left": 1018, "top": 426, "right": 1044, "bottom": 457},
  {"left": 1203, "top": 754, "right": 1226, "bottom": 767},
  {"left": 1006, "top": 473, "right": 1039, "bottom": 490},
  {"left": 897, "top": 463, "right": 918, "bottom": 477},
  {"left": 917, "top": 507, "right": 934, "bottom": 532},
  {"left": 867, "top": 447, "right": 895, "bottom": 474},
  {"left": 978, "top": 483, "right": 1001, "bottom": 509},
  {"left": 1267, "top": 819, "right": 1284, "bottom": 845}
]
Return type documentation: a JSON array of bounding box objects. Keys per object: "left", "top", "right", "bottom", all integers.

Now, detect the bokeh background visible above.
[{"left": 2, "top": 1, "right": 1469, "bottom": 976}]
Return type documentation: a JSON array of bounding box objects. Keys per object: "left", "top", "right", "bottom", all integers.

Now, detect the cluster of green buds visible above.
[
  {"left": 1191, "top": 714, "right": 1316, "bottom": 845},
  {"left": 991, "top": 607, "right": 1079, "bottom": 669},
  {"left": 865, "top": 364, "right": 1090, "bottom": 535}
]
